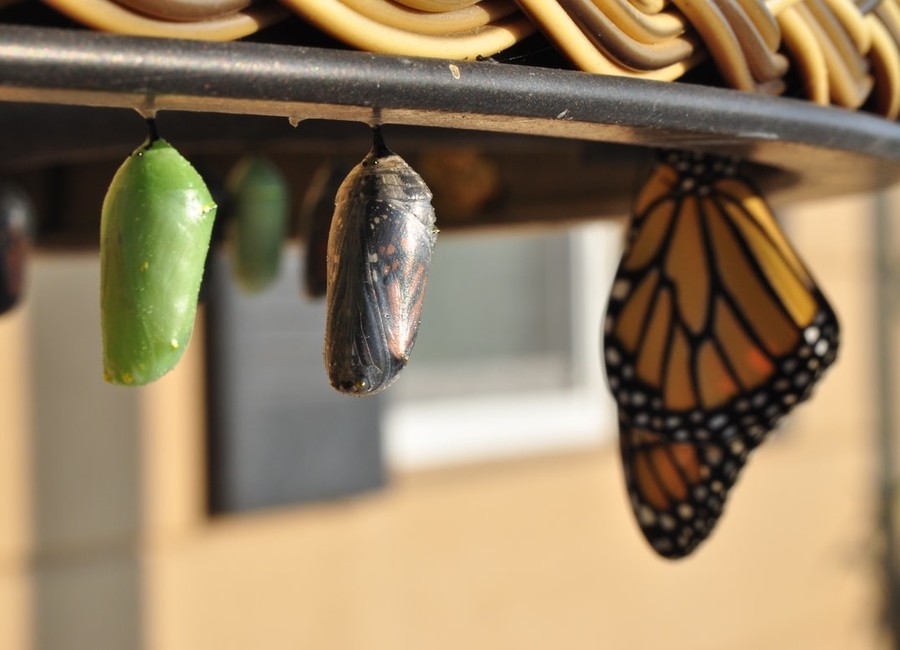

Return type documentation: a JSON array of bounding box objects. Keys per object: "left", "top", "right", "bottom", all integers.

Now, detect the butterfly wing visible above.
[
  {"left": 619, "top": 419, "right": 752, "bottom": 558},
  {"left": 604, "top": 151, "right": 839, "bottom": 558}
]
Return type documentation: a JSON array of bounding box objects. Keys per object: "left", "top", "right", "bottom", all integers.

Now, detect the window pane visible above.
[{"left": 391, "top": 230, "right": 573, "bottom": 399}]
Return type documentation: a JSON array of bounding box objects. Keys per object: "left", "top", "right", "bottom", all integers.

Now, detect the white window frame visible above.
[{"left": 383, "top": 222, "right": 624, "bottom": 470}]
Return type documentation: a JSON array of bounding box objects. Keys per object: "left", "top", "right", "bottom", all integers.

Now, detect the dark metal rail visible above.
[{"left": 0, "top": 24, "right": 898, "bottom": 204}]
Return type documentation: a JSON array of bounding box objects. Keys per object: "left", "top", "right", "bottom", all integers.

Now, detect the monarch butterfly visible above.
[
  {"left": 101, "top": 120, "right": 217, "bottom": 386},
  {"left": 603, "top": 150, "right": 839, "bottom": 559},
  {"left": 225, "top": 155, "right": 290, "bottom": 293},
  {"left": 324, "top": 127, "right": 438, "bottom": 396},
  {"left": 0, "top": 182, "right": 32, "bottom": 315}
]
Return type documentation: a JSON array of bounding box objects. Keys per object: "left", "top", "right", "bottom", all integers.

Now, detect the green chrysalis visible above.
[
  {"left": 100, "top": 129, "right": 217, "bottom": 386},
  {"left": 225, "top": 155, "right": 289, "bottom": 293}
]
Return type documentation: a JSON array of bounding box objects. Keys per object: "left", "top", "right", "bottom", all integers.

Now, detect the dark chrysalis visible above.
[
  {"left": 0, "top": 182, "right": 32, "bottom": 315},
  {"left": 101, "top": 120, "right": 217, "bottom": 386},
  {"left": 298, "top": 162, "right": 350, "bottom": 299},
  {"left": 324, "top": 127, "right": 438, "bottom": 396}
]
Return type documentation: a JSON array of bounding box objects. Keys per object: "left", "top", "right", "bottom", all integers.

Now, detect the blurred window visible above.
[
  {"left": 205, "top": 223, "right": 623, "bottom": 511},
  {"left": 384, "top": 224, "right": 621, "bottom": 469}
]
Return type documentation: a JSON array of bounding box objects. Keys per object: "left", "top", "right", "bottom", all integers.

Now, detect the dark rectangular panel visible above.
[{"left": 205, "top": 249, "right": 385, "bottom": 514}]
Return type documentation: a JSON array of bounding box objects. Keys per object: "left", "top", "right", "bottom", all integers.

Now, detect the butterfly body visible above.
[{"left": 604, "top": 151, "right": 839, "bottom": 558}]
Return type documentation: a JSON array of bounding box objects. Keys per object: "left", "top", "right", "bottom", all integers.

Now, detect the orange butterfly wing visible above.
[{"left": 604, "top": 152, "right": 839, "bottom": 558}]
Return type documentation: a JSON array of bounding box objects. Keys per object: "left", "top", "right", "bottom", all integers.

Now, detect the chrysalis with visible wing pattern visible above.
[
  {"left": 324, "top": 128, "right": 438, "bottom": 395},
  {"left": 101, "top": 121, "right": 217, "bottom": 386}
]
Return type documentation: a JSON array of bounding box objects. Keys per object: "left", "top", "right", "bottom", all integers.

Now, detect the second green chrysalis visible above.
[
  {"left": 225, "top": 155, "right": 289, "bottom": 293},
  {"left": 100, "top": 123, "right": 217, "bottom": 386}
]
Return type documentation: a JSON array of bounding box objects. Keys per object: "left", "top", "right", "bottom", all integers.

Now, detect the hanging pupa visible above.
[
  {"left": 324, "top": 127, "right": 438, "bottom": 396},
  {"left": 225, "top": 154, "right": 290, "bottom": 293},
  {"left": 299, "top": 162, "right": 350, "bottom": 300},
  {"left": 0, "top": 182, "right": 32, "bottom": 315},
  {"left": 100, "top": 120, "right": 217, "bottom": 386}
]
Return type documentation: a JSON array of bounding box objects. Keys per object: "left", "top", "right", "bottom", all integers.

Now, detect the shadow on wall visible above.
[{"left": 29, "top": 257, "right": 143, "bottom": 650}]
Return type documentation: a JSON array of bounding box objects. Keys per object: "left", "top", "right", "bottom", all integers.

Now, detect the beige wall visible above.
[
  {"left": 0, "top": 191, "right": 895, "bottom": 649},
  {"left": 0, "top": 306, "right": 32, "bottom": 650}
]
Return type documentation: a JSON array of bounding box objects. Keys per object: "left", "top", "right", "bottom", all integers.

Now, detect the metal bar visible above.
[{"left": 0, "top": 24, "right": 898, "bottom": 201}]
